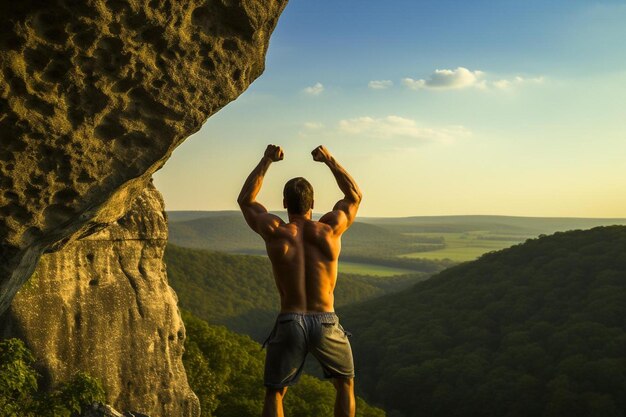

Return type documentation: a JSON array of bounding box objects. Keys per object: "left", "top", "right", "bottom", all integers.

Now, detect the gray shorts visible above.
[{"left": 262, "top": 312, "right": 354, "bottom": 388}]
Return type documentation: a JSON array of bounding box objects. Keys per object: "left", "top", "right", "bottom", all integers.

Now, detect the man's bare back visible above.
[
  {"left": 238, "top": 144, "right": 361, "bottom": 314},
  {"left": 238, "top": 144, "right": 361, "bottom": 417},
  {"left": 264, "top": 217, "right": 339, "bottom": 312}
]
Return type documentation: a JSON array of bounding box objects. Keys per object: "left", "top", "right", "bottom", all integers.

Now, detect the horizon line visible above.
[{"left": 165, "top": 209, "right": 626, "bottom": 221}]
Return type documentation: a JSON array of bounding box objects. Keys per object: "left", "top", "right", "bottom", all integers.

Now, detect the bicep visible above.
[
  {"left": 239, "top": 202, "right": 282, "bottom": 237},
  {"left": 319, "top": 198, "right": 359, "bottom": 235}
]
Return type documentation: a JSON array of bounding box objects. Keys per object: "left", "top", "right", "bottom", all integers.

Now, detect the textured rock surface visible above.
[
  {"left": 1, "top": 182, "right": 199, "bottom": 417},
  {"left": 0, "top": 0, "right": 288, "bottom": 314}
]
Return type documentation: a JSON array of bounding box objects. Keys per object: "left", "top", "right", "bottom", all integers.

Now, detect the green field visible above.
[
  {"left": 338, "top": 261, "right": 415, "bottom": 276},
  {"left": 401, "top": 232, "right": 528, "bottom": 262},
  {"left": 167, "top": 210, "right": 626, "bottom": 270}
]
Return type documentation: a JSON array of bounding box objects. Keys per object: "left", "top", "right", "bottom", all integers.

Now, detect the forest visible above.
[
  {"left": 182, "top": 310, "right": 386, "bottom": 417},
  {"left": 342, "top": 226, "right": 626, "bottom": 417},
  {"left": 5, "top": 220, "right": 624, "bottom": 416},
  {"left": 0, "top": 339, "right": 105, "bottom": 416},
  {"left": 165, "top": 244, "right": 427, "bottom": 341},
  {"left": 167, "top": 224, "right": 626, "bottom": 417}
]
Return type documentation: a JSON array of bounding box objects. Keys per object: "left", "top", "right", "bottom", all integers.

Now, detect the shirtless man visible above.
[{"left": 237, "top": 144, "right": 362, "bottom": 417}]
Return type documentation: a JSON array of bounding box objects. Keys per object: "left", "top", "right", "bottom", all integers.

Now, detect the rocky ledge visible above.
[
  {"left": 1, "top": 182, "right": 199, "bottom": 416},
  {"left": 0, "top": 0, "right": 288, "bottom": 314}
]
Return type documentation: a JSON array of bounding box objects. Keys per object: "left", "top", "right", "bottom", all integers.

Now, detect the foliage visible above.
[
  {"left": 0, "top": 338, "right": 38, "bottom": 416},
  {"left": 0, "top": 338, "right": 105, "bottom": 417},
  {"left": 165, "top": 244, "right": 427, "bottom": 341},
  {"left": 182, "top": 310, "right": 386, "bottom": 417},
  {"left": 168, "top": 215, "right": 263, "bottom": 253},
  {"left": 342, "top": 226, "right": 626, "bottom": 417},
  {"left": 183, "top": 341, "right": 222, "bottom": 416},
  {"left": 50, "top": 373, "right": 106, "bottom": 417}
]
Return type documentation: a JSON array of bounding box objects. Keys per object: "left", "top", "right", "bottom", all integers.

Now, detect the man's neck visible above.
[{"left": 287, "top": 211, "right": 312, "bottom": 223}]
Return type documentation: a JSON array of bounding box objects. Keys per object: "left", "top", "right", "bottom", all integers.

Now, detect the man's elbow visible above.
[
  {"left": 237, "top": 195, "right": 249, "bottom": 207},
  {"left": 352, "top": 190, "right": 363, "bottom": 204}
]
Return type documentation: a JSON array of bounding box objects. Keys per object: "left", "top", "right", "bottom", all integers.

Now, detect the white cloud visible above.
[
  {"left": 338, "top": 115, "right": 470, "bottom": 143},
  {"left": 493, "top": 75, "right": 545, "bottom": 90},
  {"left": 368, "top": 80, "right": 393, "bottom": 90},
  {"left": 298, "top": 121, "right": 327, "bottom": 138},
  {"left": 303, "top": 121, "right": 324, "bottom": 130},
  {"left": 403, "top": 67, "right": 545, "bottom": 91},
  {"left": 303, "top": 82, "right": 324, "bottom": 96},
  {"left": 403, "top": 67, "right": 485, "bottom": 90},
  {"left": 492, "top": 79, "right": 512, "bottom": 90}
]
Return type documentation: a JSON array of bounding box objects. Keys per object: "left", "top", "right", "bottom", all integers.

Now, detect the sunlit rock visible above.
[
  {"left": 0, "top": 0, "right": 288, "bottom": 314},
  {"left": 1, "top": 182, "right": 199, "bottom": 417}
]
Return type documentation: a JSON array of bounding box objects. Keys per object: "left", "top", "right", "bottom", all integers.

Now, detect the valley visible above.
[{"left": 166, "top": 211, "right": 626, "bottom": 417}]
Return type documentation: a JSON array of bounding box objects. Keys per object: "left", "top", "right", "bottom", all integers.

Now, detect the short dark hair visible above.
[{"left": 283, "top": 177, "right": 314, "bottom": 214}]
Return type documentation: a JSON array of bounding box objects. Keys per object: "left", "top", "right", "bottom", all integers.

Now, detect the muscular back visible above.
[
  {"left": 264, "top": 219, "right": 340, "bottom": 313},
  {"left": 237, "top": 144, "right": 362, "bottom": 314}
]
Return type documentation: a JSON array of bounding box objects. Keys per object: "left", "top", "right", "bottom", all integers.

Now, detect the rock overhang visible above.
[{"left": 0, "top": 0, "right": 289, "bottom": 314}]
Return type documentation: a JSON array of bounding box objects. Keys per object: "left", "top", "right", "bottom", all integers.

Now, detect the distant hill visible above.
[
  {"left": 341, "top": 226, "right": 626, "bottom": 417},
  {"left": 169, "top": 211, "right": 626, "bottom": 234},
  {"left": 168, "top": 210, "right": 241, "bottom": 223},
  {"left": 168, "top": 214, "right": 262, "bottom": 253},
  {"left": 167, "top": 212, "right": 447, "bottom": 261},
  {"left": 165, "top": 244, "right": 428, "bottom": 341},
  {"left": 167, "top": 212, "right": 413, "bottom": 254},
  {"left": 361, "top": 214, "right": 626, "bottom": 234},
  {"left": 167, "top": 211, "right": 626, "bottom": 262}
]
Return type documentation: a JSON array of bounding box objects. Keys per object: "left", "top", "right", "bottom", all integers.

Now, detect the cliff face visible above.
[
  {"left": 0, "top": 0, "right": 288, "bottom": 314},
  {"left": 1, "top": 182, "right": 199, "bottom": 417}
]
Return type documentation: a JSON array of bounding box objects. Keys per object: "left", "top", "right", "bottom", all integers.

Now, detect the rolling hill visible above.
[
  {"left": 360, "top": 214, "right": 626, "bottom": 234},
  {"left": 168, "top": 210, "right": 241, "bottom": 223},
  {"left": 167, "top": 211, "right": 626, "bottom": 262},
  {"left": 340, "top": 226, "right": 626, "bottom": 417},
  {"left": 167, "top": 213, "right": 453, "bottom": 272},
  {"left": 167, "top": 215, "right": 626, "bottom": 416},
  {"left": 167, "top": 213, "right": 423, "bottom": 256},
  {"left": 165, "top": 244, "right": 429, "bottom": 341},
  {"left": 168, "top": 214, "right": 262, "bottom": 253}
]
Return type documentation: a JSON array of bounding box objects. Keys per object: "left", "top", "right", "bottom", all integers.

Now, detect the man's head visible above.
[{"left": 283, "top": 177, "right": 314, "bottom": 215}]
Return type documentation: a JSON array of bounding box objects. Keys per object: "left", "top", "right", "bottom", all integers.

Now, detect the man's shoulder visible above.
[
  {"left": 305, "top": 218, "right": 330, "bottom": 228},
  {"left": 302, "top": 220, "right": 336, "bottom": 240}
]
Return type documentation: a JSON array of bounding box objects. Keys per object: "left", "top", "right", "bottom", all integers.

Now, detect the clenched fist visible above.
[
  {"left": 264, "top": 144, "right": 284, "bottom": 162},
  {"left": 311, "top": 145, "right": 332, "bottom": 163}
]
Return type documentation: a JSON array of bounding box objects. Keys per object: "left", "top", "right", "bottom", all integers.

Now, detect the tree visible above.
[{"left": 0, "top": 338, "right": 105, "bottom": 417}]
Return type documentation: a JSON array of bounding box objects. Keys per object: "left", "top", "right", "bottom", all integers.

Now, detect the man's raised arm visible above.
[
  {"left": 313, "top": 145, "right": 362, "bottom": 234},
  {"left": 237, "top": 144, "right": 284, "bottom": 237}
]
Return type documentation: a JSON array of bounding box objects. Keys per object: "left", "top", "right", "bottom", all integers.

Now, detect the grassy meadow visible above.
[
  {"left": 338, "top": 261, "right": 416, "bottom": 276},
  {"left": 400, "top": 231, "right": 529, "bottom": 262}
]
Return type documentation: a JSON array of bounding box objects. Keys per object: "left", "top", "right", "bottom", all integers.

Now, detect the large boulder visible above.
[
  {"left": 0, "top": 0, "right": 288, "bottom": 314},
  {"left": 1, "top": 182, "right": 200, "bottom": 417}
]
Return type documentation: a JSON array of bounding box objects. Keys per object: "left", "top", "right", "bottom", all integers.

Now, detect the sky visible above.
[{"left": 154, "top": 0, "right": 626, "bottom": 218}]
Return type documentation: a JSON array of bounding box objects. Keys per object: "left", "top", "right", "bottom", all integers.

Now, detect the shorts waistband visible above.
[
  {"left": 276, "top": 312, "right": 337, "bottom": 321},
  {"left": 262, "top": 311, "right": 339, "bottom": 350}
]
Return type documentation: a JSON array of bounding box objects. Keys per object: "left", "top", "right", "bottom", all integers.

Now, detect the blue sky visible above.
[{"left": 155, "top": 0, "right": 626, "bottom": 217}]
